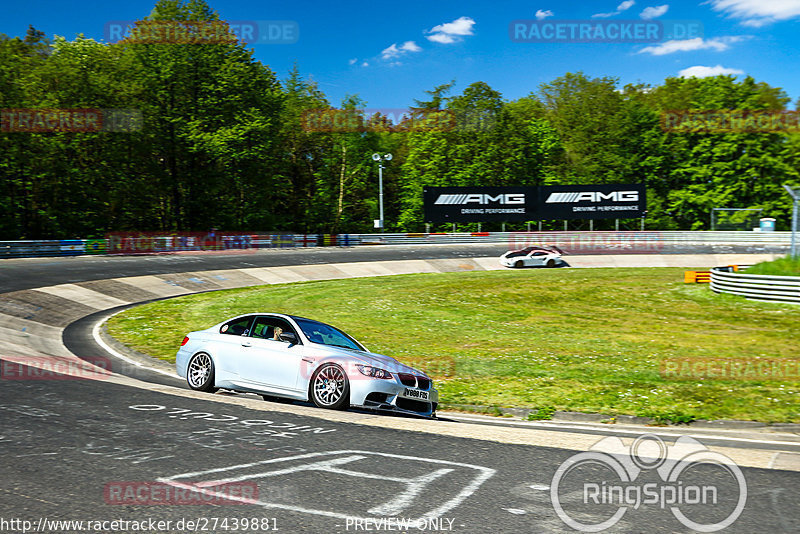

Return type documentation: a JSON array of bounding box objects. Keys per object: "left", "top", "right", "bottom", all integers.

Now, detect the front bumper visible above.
[{"left": 350, "top": 378, "right": 439, "bottom": 417}]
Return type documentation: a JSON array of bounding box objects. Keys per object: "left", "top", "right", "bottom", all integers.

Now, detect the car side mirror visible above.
[{"left": 279, "top": 332, "right": 298, "bottom": 344}]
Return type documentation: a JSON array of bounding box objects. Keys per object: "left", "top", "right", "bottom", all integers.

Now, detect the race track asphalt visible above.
[{"left": 2, "top": 362, "right": 798, "bottom": 533}]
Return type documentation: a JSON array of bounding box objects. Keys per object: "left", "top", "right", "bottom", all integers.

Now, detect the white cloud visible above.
[
  {"left": 678, "top": 64, "right": 745, "bottom": 78},
  {"left": 638, "top": 36, "right": 747, "bottom": 55},
  {"left": 640, "top": 4, "right": 669, "bottom": 19},
  {"left": 381, "top": 40, "right": 422, "bottom": 60},
  {"left": 362, "top": 61, "right": 369, "bottom": 67},
  {"left": 381, "top": 44, "right": 401, "bottom": 59},
  {"left": 348, "top": 58, "right": 357, "bottom": 65},
  {"left": 425, "top": 16, "right": 476, "bottom": 44},
  {"left": 593, "top": 1, "right": 636, "bottom": 18},
  {"left": 400, "top": 40, "right": 421, "bottom": 52},
  {"left": 709, "top": 0, "right": 800, "bottom": 27},
  {"left": 535, "top": 9, "right": 554, "bottom": 20}
]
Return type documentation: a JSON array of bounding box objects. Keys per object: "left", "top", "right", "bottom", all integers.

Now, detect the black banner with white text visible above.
[{"left": 423, "top": 184, "right": 646, "bottom": 222}]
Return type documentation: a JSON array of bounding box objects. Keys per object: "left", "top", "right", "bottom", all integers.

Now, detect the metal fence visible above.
[
  {"left": 0, "top": 230, "right": 793, "bottom": 259},
  {"left": 710, "top": 266, "right": 800, "bottom": 304}
]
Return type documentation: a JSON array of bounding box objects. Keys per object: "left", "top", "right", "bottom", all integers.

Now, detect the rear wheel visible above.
[
  {"left": 186, "top": 352, "right": 218, "bottom": 392},
  {"left": 310, "top": 364, "right": 350, "bottom": 410}
]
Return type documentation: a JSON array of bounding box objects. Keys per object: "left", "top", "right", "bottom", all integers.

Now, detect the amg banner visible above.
[
  {"left": 423, "top": 186, "right": 533, "bottom": 223},
  {"left": 423, "top": 184, "right": 646, "bottom": 222},
  {"left": 538, "top": 184, "right": 646, "bottom": 220}
]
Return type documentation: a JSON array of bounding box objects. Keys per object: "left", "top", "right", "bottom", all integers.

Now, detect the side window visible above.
[
  {"left": 251, "top": 316, "right": 298, "bottom": 343},
  {"left": 220, "top": 316, "right": 253, "bottom": 336}
]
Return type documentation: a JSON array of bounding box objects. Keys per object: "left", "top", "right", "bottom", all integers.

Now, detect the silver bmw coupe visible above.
[{"left": 176, "top": 313, "right": 438, "bottom": 417}]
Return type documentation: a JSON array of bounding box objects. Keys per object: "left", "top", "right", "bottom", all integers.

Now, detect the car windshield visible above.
[{"left": 293, "top": 318, "right": 364, "bottom": 351}]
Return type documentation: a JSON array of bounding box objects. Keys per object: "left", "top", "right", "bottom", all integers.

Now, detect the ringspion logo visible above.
[{"left": 550, "top": 434, "right": 746, "bottom": 532}]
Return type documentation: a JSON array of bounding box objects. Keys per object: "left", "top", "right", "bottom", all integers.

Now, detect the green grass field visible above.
[
  {"left": 746, "top": 256, "right": 800, "bottom": 276},
  {"left": 107, "top": 268, "right": 800, "bottom": 423}
]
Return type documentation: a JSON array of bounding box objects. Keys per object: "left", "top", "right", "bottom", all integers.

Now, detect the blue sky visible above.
[{"left": 3, "top": 0, "right": 800, "bottom": 108}]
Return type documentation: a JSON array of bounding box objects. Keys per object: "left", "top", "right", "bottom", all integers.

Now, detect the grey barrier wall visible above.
[
  {"left": 0, "top": 231, "right": 793, "bottom": 259},
  {"left": 710, "top": 267, "right": 800, "bottom": 304}
]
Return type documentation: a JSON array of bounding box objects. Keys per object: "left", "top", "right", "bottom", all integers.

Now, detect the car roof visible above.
[{"left": 225, "top": 313, "right": 322, "bottom": 325}]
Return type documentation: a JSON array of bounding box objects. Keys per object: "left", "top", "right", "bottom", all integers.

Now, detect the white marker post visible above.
[
  {"left": 372, "top": 153, "right": 392, "bottom": 231},
  {"left": 784, "top": 185, "right": 799, "bottom": 258}
]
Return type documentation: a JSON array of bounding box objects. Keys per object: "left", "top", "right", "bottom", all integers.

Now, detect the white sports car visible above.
[
  {"left": 176, "top": 314, "right": 438, "bottom": 417},
  {"left": 499, "top": 245, "right": 565, "bottom": 268}
]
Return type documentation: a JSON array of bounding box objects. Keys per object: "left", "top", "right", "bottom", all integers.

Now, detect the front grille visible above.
[
  {"left": 398, "top": 373, "right": 431, "bottom": 390},
  {"left": 397, "top": 373, "right": 416, "bottom": 387},
  {"left": 396, "top": 397, "right": 431, "bottom": 414}
]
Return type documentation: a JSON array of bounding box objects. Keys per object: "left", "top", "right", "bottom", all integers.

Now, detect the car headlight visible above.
[{"left": 356, "top": 365, "right": 393, "bottom": 379}]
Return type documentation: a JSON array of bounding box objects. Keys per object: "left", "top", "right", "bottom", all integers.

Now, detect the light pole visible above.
[
  {"left": 372, "top": 153, "right": 392, "bottom": 231},
  {"left": 784, "top": 185, "right": 800, "bottom": 258}
]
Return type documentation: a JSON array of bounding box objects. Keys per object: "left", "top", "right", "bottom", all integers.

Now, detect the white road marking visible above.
[
  {"left": 91, "top": 311, "right": 178, "bottom": 378},
  {"left": 158, "top": 450, "right": 496, "bottom": 522},
  {"left": 368, "top": 468, "right": 454, "bottom": 516},
  {"left": 444, "top": 414, "right": 800, "bottom": 448}
]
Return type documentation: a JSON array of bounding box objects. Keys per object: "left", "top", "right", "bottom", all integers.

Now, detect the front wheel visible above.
[
  {"left": 546, "top": 259, "right": 556, "bottom": 268},
  {"left": 186, "top": 352, "right": 218, "bottom": 392},
  {"left": 514, "top": 260, "right": 524, "bottom": 268},
  {"left": 310, "top": 364, "right": 350, "bottom": 410}
]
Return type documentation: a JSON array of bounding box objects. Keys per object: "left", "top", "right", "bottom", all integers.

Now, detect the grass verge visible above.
[
  {"left": 107, "top": 268, "right": 800, "bottom": 422},
  {"left": 745, "top": 255, "right": 800, "bottom": 276}
]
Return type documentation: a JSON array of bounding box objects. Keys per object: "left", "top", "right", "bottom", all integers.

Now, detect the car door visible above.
[
  {"left": 236, "top": 316, "right": 304, "bottom": 392},
  {"left": 213, "top": 315, "right": 256, "bottom": 376},
  {"left": 528, "top": 251, "right": 547, "bottom": 266}
]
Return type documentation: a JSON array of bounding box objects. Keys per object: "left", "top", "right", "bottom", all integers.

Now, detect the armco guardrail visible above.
[
  {"left": 0, "top": 230, "right": 792, "bottom": 259},
  {"left": 710, "top": 266, "right": 800, "bottom": 304}
]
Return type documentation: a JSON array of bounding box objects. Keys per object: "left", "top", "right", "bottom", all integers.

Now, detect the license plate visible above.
[{"left": 403, "top": 388, "right": 429, "bottom": 401}]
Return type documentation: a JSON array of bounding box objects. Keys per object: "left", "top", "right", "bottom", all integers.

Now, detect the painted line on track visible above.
[{"left": 91, "top": 309, "right": 179, "bottom": 379}]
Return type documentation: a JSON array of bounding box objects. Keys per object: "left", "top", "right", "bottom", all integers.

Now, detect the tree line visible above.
[{"left": 1, "top": 0, "right": 799, "bottom": 239}]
